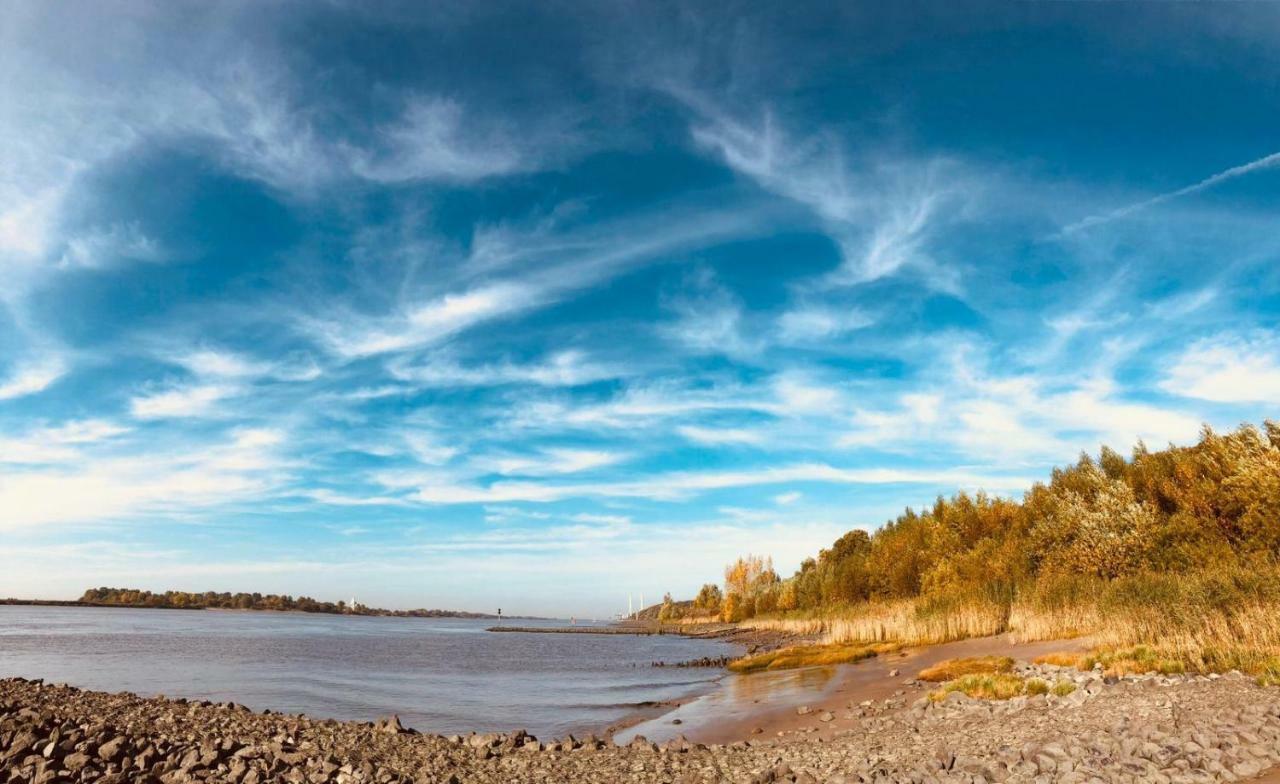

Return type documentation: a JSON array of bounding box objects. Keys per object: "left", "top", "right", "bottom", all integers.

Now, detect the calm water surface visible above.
[{"left": 0, "top": 606, "right": 734, "bottom": 738}]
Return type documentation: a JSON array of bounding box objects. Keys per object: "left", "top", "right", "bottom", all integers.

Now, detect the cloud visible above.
[
  {"left": 506, "top": 381, "right": 774, "bottom": 432},
  {"left": 350, "top": 96, "right": 533, "bottom": 182},
  {"left": 0, "top": 419, "right": 129, "bottom": 464},
  {"left": 172, "top": 349, "right": 270, "bottom": 379},
  {"left": 840, "top": 348, "right": 1202, "bottom": 461},
  {"left": 404, "top": 432, "right": 461, "bottom": 465},
  {"left": 407, "top": 462, "right": 1035, "bottom": 505},
  {"left": 568, "top": 512, "right": 632, "bottom": 526},
  {"left": 58, "top": 222, "right": 163, "bottom": 269},
  {"left": 315, "top": 283, "right": 538, "bottom": 359},
  {"left": 390, "top": 350, "right": 619, "bottom": 388},
  {"left": 0, "top": 427, "right": 288, "bottom": 529},
  {"left": 129, "top": 383, "right": 236, "bottom": 420},
  {"left": 483, "top": 505, "right": 552, "bottom": 524},
  {"left": 0, "top": 358, "right": 66, "bottom": 400},
  {"left": 1160, "top": 333, "right": 1280, "bottom": 403},
  {"left": 770, "top": 373, "right": 844, "bottom": 415},
  {"left": 305, "top": 489, "right": 409, "bottom": 508},
  {"left": 773, "top": 491, "right": 801, "bottom": 505},
  {"left": 479, "top": 448, "right": 627, "bottom": 476},
  {"left": 677, "top": 425, "right": 765, "bottom": 446},
  {"left": 660, "top": 271, "right": 759, "bottom": 358},
  {"left": 1063, "top": 150, "right": 1280, "bottom": 235},
  {"left": 777, "top": 305, "right": 874, "bottom": 342},
  {"left": 675, "top": 93, "right": 962, "bottom": 286}
]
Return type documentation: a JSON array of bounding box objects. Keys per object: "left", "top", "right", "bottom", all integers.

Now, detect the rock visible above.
[
  {"left": 889, "top": 669, "right": 900, "bottom": 677},
  {"left": 64, "top": 751, "right": 92, "bottom": 771},
  {"left": 98, "top": 735, "right": 127, "bottom": 763},
  {"left": 1, "top": 659, "right": 1277, "bottom": 784},
  {"left": 375, "top": 715, "right": 406, "bottom": 734}
]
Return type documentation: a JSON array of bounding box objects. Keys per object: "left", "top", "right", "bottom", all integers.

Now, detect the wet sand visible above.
[{"left": 617, "top": 633, "right": 1092, "bottom": 745}]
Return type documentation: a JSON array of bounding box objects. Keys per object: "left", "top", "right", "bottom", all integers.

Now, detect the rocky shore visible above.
[{"left": 4, "top": 664, "right": 1280, "bottom": 783}]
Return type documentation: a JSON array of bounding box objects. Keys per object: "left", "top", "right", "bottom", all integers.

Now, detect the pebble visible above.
[{"left": 1, "top": 662, "right": 1279, "bottom": 783}]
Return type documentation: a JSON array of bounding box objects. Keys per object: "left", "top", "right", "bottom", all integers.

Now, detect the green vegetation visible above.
[
  {"left": 706, "top": 423, "right": 1280, "bottom": 677},
  {"left": 727, "top": 642, "right": 898, "bottom": 673},
  {"left": 928, "top": 673, "right": 1074, "bottom": 702},
  {"left": 78, "top": 587, "right": 498, "bottom": 618},
  {"left": 929, "top": 673, "right": 1031, "bottom": 701},
  {"left": 1080, "top": 645, "right": 1186, "bottom": 676}
]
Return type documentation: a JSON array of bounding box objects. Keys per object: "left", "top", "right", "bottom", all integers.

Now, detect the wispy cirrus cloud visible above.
[
  {"left": 672, "top": 90, "right": 967, "bottom": 287},
  {"left": 407, "top": 462, "right": 1035, "bottom": 505},
  {"left": 390, "top": 350, "right": 620, "bottom": 389},
  {"left": 307, "top": 203, "right": 772, "bottom": 361},
  {"left": 313, "top": 283, "right": 538, "bottom": 359},
  {"left": 129, "top": 383, "right": 237, "bottom": 420},
  {"left": 476, "top": 448, "right": 628, "bottom": 476},
  {"left": 677, "top": 424, "right": 765, "bottom": 446},
  {"left": 777, "top": 305, "right": 874, "bottom": 342},
  {"left": 0, "top": 419, "right": 129, "bottom": 464}
]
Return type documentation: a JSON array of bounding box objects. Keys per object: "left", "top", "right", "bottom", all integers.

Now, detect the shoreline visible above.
[
  {"left": 617, "top": 633, "right": 1091, "bottom": 746},
  {"left": 6, "top": 654, "right": 1280, "bottom": 783},
  {"left": 0, "top": 598, "right": 546, "bottom": 621}
]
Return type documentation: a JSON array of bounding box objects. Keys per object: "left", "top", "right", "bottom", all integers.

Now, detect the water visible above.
[
  {"left": 615, "top": 664, "right": 841, "bottom": 745},
  {"left": 0, "top": 605, "right": 734, "bottom": 738}
]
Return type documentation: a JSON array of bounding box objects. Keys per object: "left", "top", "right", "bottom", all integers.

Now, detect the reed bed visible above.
[
  {"left": 741, "top": 569, "right": 1280, "bottom": 682},
  {"left": 745, "top": 598, "right": 1008, "bottom": 646}
]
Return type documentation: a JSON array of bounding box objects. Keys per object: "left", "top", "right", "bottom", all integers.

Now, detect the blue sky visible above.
[{"left": 2, "top": 2, "right": 1279, "bottom": 616}]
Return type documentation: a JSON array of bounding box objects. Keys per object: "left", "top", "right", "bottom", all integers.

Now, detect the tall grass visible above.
[
  {"left": 743, "top": 566, "right": 1280, "bottom": 680},
  {"left": 744, "top": 596, "right": 1008, "bottom": 646}
]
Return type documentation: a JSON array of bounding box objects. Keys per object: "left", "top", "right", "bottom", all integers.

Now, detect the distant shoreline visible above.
[{"left": 0, "top": 598, "right": 544, "bottom": 621}]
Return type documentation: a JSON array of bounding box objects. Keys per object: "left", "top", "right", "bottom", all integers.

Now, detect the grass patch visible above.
[
  {"left": 928, "top": 674, "right": 1076, "bottom": 701},
  {"left": 1042, "top": 644, "right": 1280, "bottom": 682},
  {"left": 1033, "top": 652, "right": 1086, "bottom": 668},
  {"left": 917, "top": 655, "right": 1014, "bottom": 682},
  {"left": 929, "top": 673, "right": 1028, "bottom": 701},
  {"left": 728, "top": 642, "right": 898, "bottom": 674},
  {"left": 1080, "top": 645, "right": 1186, "bottom": 677}
]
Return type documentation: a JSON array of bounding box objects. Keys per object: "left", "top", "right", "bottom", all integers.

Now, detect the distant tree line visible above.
[{"left": 77, "top": 588, "right": 499, "bottom": 618}]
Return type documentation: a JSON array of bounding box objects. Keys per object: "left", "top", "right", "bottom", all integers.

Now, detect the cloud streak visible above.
[{"left": 1062, "top": 150, "right": 1280, "bottom": 235}]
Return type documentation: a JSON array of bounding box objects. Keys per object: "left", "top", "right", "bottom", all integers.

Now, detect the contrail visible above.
[{"left": 1062, "top": 150, "right": 1280, "bottom": 235}]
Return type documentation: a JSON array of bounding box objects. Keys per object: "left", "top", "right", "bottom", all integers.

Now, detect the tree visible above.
[{"left": 694, "top": 583, "right": 723, "bottom": 613}]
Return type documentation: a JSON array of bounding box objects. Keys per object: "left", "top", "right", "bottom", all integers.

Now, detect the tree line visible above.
[
  {"left": 77, "top": 588, "right": 498, "bottom": 618},
  {"left": 683, "top": 422, "right": 1280, "bottom": 625}
]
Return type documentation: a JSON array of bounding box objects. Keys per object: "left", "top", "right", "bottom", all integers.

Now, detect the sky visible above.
[{"left": 2, "top": 2, "right": 1279, "bottom": 617}]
